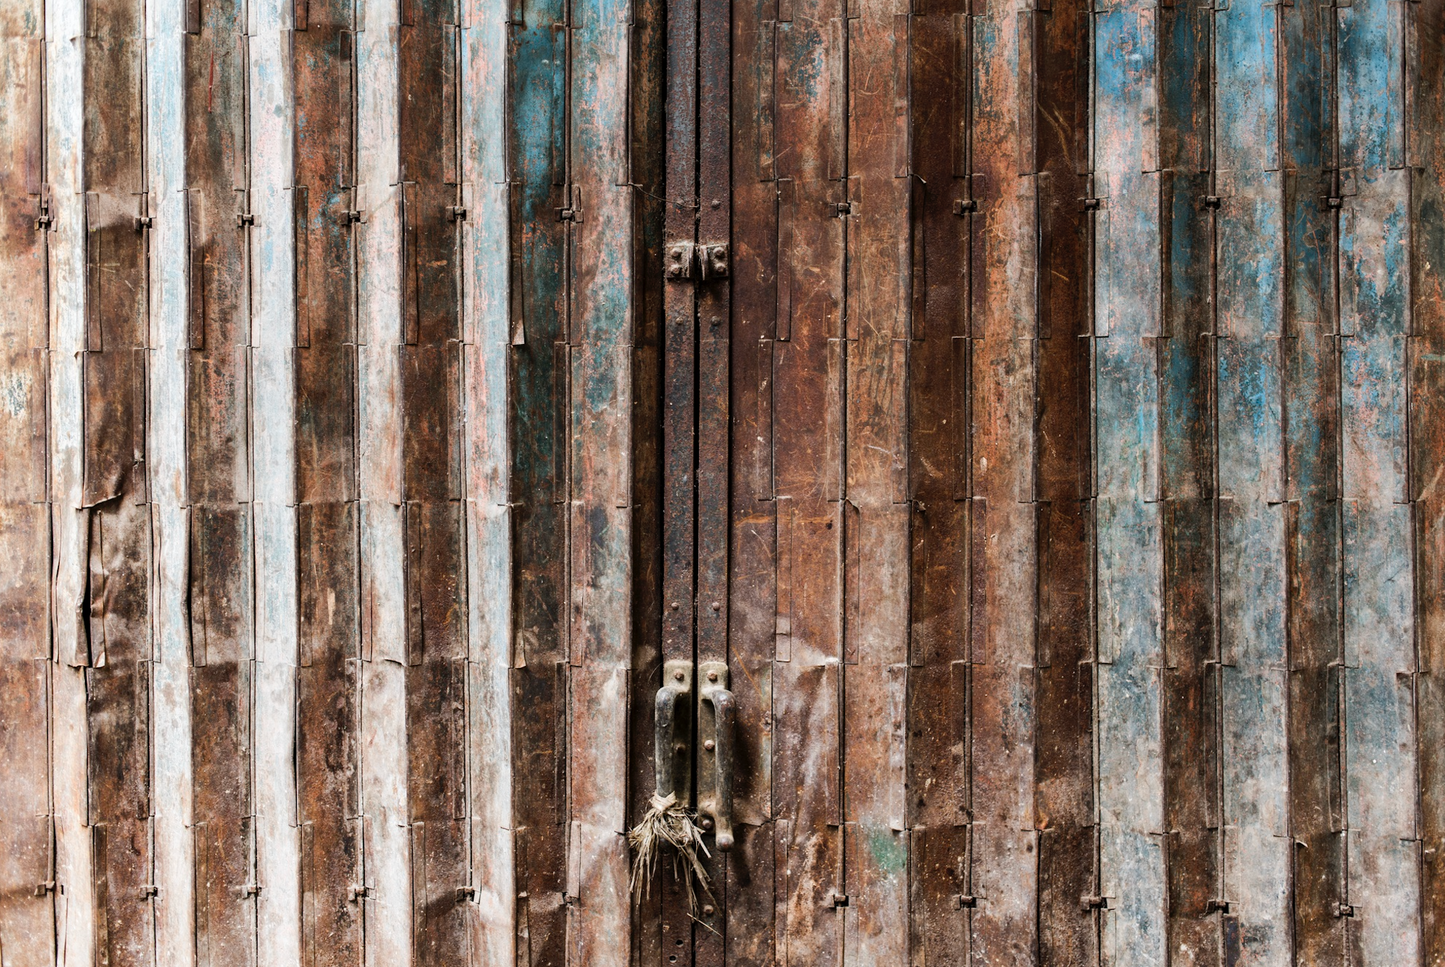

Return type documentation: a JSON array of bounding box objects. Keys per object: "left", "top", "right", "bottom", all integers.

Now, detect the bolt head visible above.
[
  {"left": 700, "top": 817, "right": 713, "bottom": 830},
  {"left": 704, "top": 740, "right": 715, "bottom": 751},
  {"left": 702, "top": 904, "right": 715, "bottom": 916},
  {"left": 707, "top": 671, "right": 719, "bottom": 682},
  {"left": 673, "top": 670, "right": 685, "bottom": 682}
]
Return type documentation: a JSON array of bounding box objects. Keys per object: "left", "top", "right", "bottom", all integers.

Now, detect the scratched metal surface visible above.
[{"left": 9, "top": 0, "right": 1445, "bottom": 963}]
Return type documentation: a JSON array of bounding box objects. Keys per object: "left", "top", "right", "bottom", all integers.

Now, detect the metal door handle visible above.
[
  {"left": 697, "top": 661, "right": 734, "bottom": 851},
  {"left": 655, "top": 660, "right": 693, "bottom": 802}
]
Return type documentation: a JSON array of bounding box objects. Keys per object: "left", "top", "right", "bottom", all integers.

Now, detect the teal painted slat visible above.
[
  {"left": 1214, "top": 2, "right": 1291, "bottom": 958},
  {"left": 461, "top": 0, "right": 514, "bottom": 958},
  {"left": 1338, "top": 0, "right": 1419, "bottom": 959},
  {"left": 567, "top": 0, "right": 635, "bottom": 954},
  {"left": 1095, "top": 6, "right": 1165, "bottom": 964}
]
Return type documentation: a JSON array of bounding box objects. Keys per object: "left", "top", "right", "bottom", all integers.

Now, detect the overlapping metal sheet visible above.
[{"left": 3, "top": 0, "right": 1444, "bottom": 961}]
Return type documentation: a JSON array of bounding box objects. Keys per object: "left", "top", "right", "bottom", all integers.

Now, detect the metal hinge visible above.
[
  {"left": 1333, "top": 901, "right": 1355, "bottom": 918},
  {"left": 448, "top": 205, "right": 468, "bottom": 221},
  {"left": 134, "top": 215, "right": 153, "bottom": 231},
  {"left": 236, "top": 211, "right": 255, "bottom": 227},
  {"left": 1080, "top": 894, "right": 1109, "bottom": 912},
  {"left": 35, "top": 195, "right": 52, "bottom": 231},
  {"left": 665, "top": 240, "right": 729, "bottom": 281},
  {"left": 830, "top": 892, "right": 850, "bottom": 907},
  {"left": 953, "top": 894, "right": 978, "bottom": 909},
  {"left": 952, "top": 198, "right": 978, "bottom": 215}
]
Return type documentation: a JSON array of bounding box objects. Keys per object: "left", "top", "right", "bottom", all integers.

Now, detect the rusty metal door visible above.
[{"left": 4, "top": 0, "right": 1445, "bottom": 961}]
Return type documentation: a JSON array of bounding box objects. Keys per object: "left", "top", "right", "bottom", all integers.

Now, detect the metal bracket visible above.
[
  {"left": 666, "top": 241, "right": 696, "bottom": 280},
  {"left": 665, "top": 241, "right": 729, "bottom": 281}
]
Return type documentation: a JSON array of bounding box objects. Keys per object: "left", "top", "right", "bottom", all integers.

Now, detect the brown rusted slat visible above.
[
  {"left": 0, "top": 15, "right": 53, "bottom": 964},
  {"left": 1032, "top": 0, "right": 1096, "bottom": 958},
  {"left": 398, "top": 0, "right": 468, "bottom": 955},
  {"left": 506, "top": 0, "right": 569, "bottom": 954},
  {"left": 968, "top": 0, "right": 1039, "bottom": 959},
  {"left": 905, "top": 4, "right": 971, "bottom": 964},
  {"left": 659, "top": 0, "right": 700, "bottom": 945},
  {"left": 184, "top": 0, "right": 255, "bottom": 959},
  {"left": 82, "top": 0, "right": 154, "bottom": 955},
  {"left": 1152, "top": 3, "right": 1219, "bottom": 962},
  {"left": 1280, "top": 0, "right": 1346, "bottom": 960},
  {"left": 839, "top": 1, "right": 910, "bottom": 962},
  {"left": 1415, "top": 0, "right": 1445, "bottom": 956},
  {"left": 767, "top": 2, "right": 846, "bottom": 960},
  {"left": 627, "top": 0, "right": 667, "bottom": 948},
  {"left": 696, "top": 0, "right": 732, "bottom": 942},
  {"left": 293, "top": 0, "right": 362, "bottom": 958},
  {"left": 725, "top": 0, "right": 779, "bottom": 956}
]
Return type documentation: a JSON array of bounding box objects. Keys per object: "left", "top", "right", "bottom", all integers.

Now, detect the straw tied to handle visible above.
[{"left": 629, "top": 660, "right": 735, "bottom": 914}]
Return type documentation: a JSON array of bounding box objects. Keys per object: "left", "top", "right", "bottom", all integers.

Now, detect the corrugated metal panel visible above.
[{"left": 5, "top": 0, "right": 1445, "bottom": 962}]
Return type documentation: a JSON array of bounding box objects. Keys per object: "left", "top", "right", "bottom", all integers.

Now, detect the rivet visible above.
[
  {"left": 708, "top": 671, "right": 718, "bottom": 682},
  {"left": 704, "top": 740, "right": 715, "bottom": 751},
  {"left": 674, "top": 670, "right": 685, "bottom": 682},
  {"left": 710, "top": 601, "right": 721, "bottom": 611},
  {"left": 700, "top": 817, "right": 713, "bottom": 830},
  {"left": 702, "top": 904, "right": 715, "bottom": 916}
]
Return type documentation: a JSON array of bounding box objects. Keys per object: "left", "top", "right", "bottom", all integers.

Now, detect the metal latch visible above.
[{"left": 665, "top": 241, "right": 729, "bottom": 281}]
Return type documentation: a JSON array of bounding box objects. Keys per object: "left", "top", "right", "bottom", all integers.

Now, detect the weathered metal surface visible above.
[
  {"left": 184, "top": 0, "right": 257, "bottom": 960},
  {"left": 19, "top": 0, "right": 1445, "bottom": 963},
  {"left": 904, "top": 4, "right": 971, "bottom": 964},
  {"left": 968, "top": 0, "right": 1040, "bottom": 960},
  {"left": 397, "top": 0, "right": 470, "bottom": 957},
  {"left": 1031, "top": 0, "right": 1096, "bottom": 962},
  {"left": 768, "top": 0, "right": 847, "bottom": 962},
  {"left": 1338, "top": 0, "right": 1420, "bottom": 959},
  {"left": 1214, "top": 2, "right": 1291, "bottom": 962},
  {"left": 1415, "top": 0, "right": 1445, "bottom": 960},
  {"left": 1094, "top": 3, "right": 1167, "bottom": 962},
  {"left": 1279, "top": 0, "right": 1347, "bottom": 962},
  {"left": 83, "top": 0, "right": 155, "bottom": 962},
  {"left": 293, "top": 0, "right": 361, "bottom": 961},
  {"left": 0, "top": 6, "right": 52, "bottom": 964}
]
